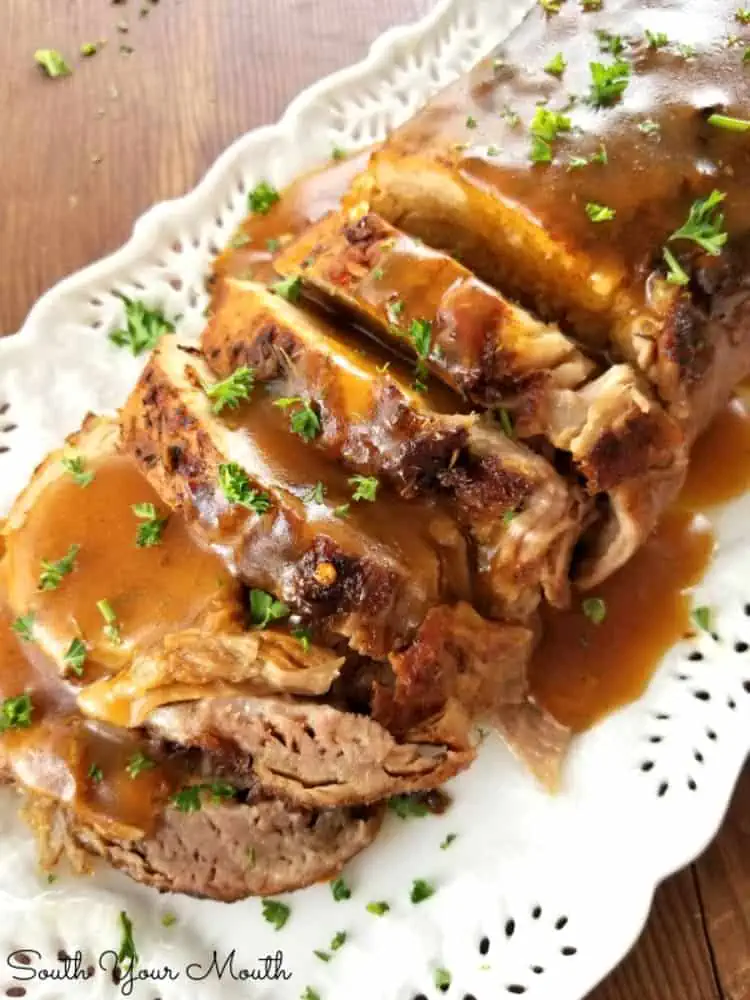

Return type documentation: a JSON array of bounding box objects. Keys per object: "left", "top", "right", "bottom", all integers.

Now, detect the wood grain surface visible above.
[{"left": 2, "top": 2, "right": 749, "bottom": 998}]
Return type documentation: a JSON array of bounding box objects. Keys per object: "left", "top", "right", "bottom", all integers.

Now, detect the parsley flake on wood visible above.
[
  {"left": 35, "top": 49, "right": 71, "bottom": 78},
  {"left": 271, "top": 275, "right": 302, "bottom": 303},
  {"left": 38, "top": 544, "right": 80, "bottom": 591},
  {"left": 0, "top": 693, "right": 33, "bottom": 732},
  {"left": 691, "top": 605, "right": 713, "bottom": 632},
  {"left": 63, "top": 637, "right": 87, "bottom": 676},
  {"left": 117, "top": 911, "right": 138, "bottom": 975},
  {"left": 250, "top": 589, "right": 290, "bottom": 629},
  {"left": 202, "top": 366, "right": 255, "bottom": 413},
  {"left": 262, "top": 899, "right": 291, "bottom": 930},
  {"left": 97, "top": 598, "right": 121, "bottom": 645},
  {"left": 274, "top": 397, "right": 321, "bottom": 441},
  {"left": 125, "top": 750, "right": 155, "bottom": 779},
  {"left": 11, "top": 614, "right": 35, "bottom": 643},
  {"left": 248, "top": 181, "right": 280, "bottom": 215},
  {"left": 388, "top": 794, "right": 429, "bottom": 819},
  {"left": 411, "top": 878, "right": 436, "bottom": 904},
  {"left": 331, "top": 877, "right": 351, "bottom": 901},
  {"left": 588, "top": 59, "right": 631, "bottom": 107},
  {"left": 349, "top": 475, "right": 379, "bottom": 503},
  {"left": 109, "top": 297, "right": 174, "bottom": 356},
  {"left": 366, "top": 901, "right": 390, "bottom": 916},
  {"left": 61, "top": 455, "right": 95, "bottom": 487},
  {"left": 132, "top": 502, "right": 168, "bottom": 548},
  {"left": 669, "top": 190, "right": 728, "bottom": 256},
  {"left": 544, "top": 51, "right": 567, "bottom": 76},
  {"left": 218, "top": 463, "right": 271, "bottom": 514},
  {"left": 707, "top": 113, "right": 750, "bottom": 132},
  {"left": 663, "top": 247, "right": 690, "bottom": 286},
  {"left": 582, "top": 596, "right": 607, "bottom": 624},
  {"left": 586, "top": 202, "right": 616, "bottom": 222}
]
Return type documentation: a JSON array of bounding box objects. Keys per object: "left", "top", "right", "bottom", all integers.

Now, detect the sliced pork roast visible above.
[
  {"left": 356, "top": 0, "right": 750, "bottom": 436},
  {"left": 201, "top": 279, "right": 584, "bottom": 615}
]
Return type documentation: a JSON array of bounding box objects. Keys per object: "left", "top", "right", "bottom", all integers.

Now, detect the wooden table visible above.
[{"left": 4, "top": 2, "right": 749, "bottom": 996}]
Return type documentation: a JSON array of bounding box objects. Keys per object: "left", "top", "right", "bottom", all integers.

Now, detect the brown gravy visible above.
[{"left": 680, "top": 396, "right": 750, "bottom": 509}]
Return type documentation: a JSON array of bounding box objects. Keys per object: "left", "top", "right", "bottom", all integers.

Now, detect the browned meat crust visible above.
[{"left": 147, "top": 694, "right": 476, "bottom": 809}]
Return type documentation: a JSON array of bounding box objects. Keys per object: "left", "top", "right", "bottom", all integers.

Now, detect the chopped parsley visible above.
[
  {"left": 645, "top": 30, "right": 669, "bottom": 48},
  {"left": 388, "top": 794, "right": 429, "bottom": 819},
  {"left": 331, "top": 931, "right": 347, "bottom": 951},
  {"left": 249, "top": 589, "right": 290, "bottom": 629},
  {"left": 366, "top": 901, "right": 390, "bottom": 916},
  {"left": 229, "top": 229, "right": 250, "bottom": 250},
  {"left": 744, "top": 46, "right": 750, "bottom": 62},
  {"left": 588, "top": 59, "right": 631, "bottom": 107},
  {"left": 80, "top": 42, "right": 100, "bottom": 57},
  {"left": 408, "top": 318, "right": 433, "bottom": 390},
  {"left": 502, "top": 508, "right": 519, "bottom": 526},
  {"left": 544, "top": 52, "right": 567, "bottom": 77},
  {"left": 498, "top": 408, "right": 515, "bottom": 438},
  {"left": 371, "top": 266, "right": 385, "bottom": 280},
  {"left": 581, "top": 0, "right": 602, "bottom": 8},
  {"left": 595, "top": 30, "right": 625, "bottom": 55},
  {"left": 333, "top": 503, "right": 351, "bottom": 518},
  {"left": 663, "top": 247, "right": 690, "bottom": 286},
  {"left": 61, "top": 455, "right": 95, "bottom": 487},
  {"left": 38, "top": 544, "right": 80, "bottom": 591},
  {"left": 349, "top": 475, "right": 379, "bottom": 503},
  {"left": 301, "top": 990, "right": 320, "bottom": 1000},
  {"left": 35, "top": 49, "right": 71, "bottom": 78},
  {"left": 313, "top": 950, "right": 330, "bottom": 963},
  {"left": 161, "top": 912, "right": 177, "bottom": 929},
  {"left": 109, "top": 297, "right": 174, "bottom": 356},
  {"left": 331, "top": 877, "right": 351, "bottom": 901},
  {"left": 502, "top": 106, "right": 521, "bottom": 127},
  {"left": 539, "top": 0, "right": 562, "bottom": 12},
  {"left": 125, "top": 751, "right": 155, "bottom": 779},
  {"left": 586, "top": 202, "right": 616, "bottom": 222},
  {"left": 132, "top": 502, "right": 168, "bottom": 548},
  {"left": 248, "top": 181, "right": 280, "bottom": 215},
  {"left": 529, "top": 106, "right": 571, "bottom": 164},
  {"left": 678, "top": 43, "right": 697, "bottom": 58},
  {"left": 88, "top": 762, "right": 103, "bottom": 783},
  {"left": 203, "top": 366, "right": 255, "bottom": 413},
  {"left": 266, "top": 237, "right": 281, "bottom": 252},
  {"left": 331, "top": 145, "right": 346, "bottom": 161},
  {"left": 410, "top": 878, "right": 436, "bottom": 904},
  {"left": 386, "top": 298, "right": 405, "bottom": 327},
  {"left": 97, "top": 599, "right": 121, "bottom": 645},
  {"left": 638, "top": 119, "right": 661, "bottom": 136},
  {"left": 692, "top": 605, "right": 713, "bottom": 632},
  {"left": 0, "top": 693, "right": 33, "bottom": 732},
  {"left": 117, "top": 911, "right": 138, "bottom": 975},
  {"left": 292, "top": 627, "right": 313, "bottom": 652},
  {"left": 261, "top": 899, "right": 291, "bottom": 930},
  {"left": 466, "top": 115, "right": 478, "bottom": 128},
  {"left": 737, "top": 7, "right": 750, "bottom": 22},
  {"left": 435, "top": 968, "right": 452, "bottom": 991},
  {"left": 582, "top": 596, "right": 607, "bottom": 624},
  {"left": 11, "top": 614, "right": 35, "bottom": 643},
  {"left": 271, "top": 275, "right": 302, "bottom": 303},
  {"left": 218, "top": 463, "right": 271, "bottom": 514},
  {"left": 440, "top": 832, "right": 457, "bottom": 849},
  {"left": 274, "top": 397, "right": 321, "bottom": 441},
  {"left": 63, "top": 637, "right": 87, "bottom": 676},
  {"left": 303, "top": 481, "right": 326, "bottom": 504},
  {"left": 668, "top": 190, "right": 728, "bottom": 256},
  {"left": 171, "top": 786, "right": 203, "bottom": 813},
  {"left": 707, "top": 113, "right": 750, "bottom": 132}
]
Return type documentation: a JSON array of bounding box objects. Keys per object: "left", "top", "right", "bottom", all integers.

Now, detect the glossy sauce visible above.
[
  {"left": 3, "top": 456, "right": 235, "bottom": 673},
  {"left": 679, "top": 396, "right": 750, "bottom": 508}
]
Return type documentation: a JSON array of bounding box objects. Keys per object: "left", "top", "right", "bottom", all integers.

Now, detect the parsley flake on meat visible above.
[
  {"left": 349, "top": 475, "right": 379, "bottom": 503},
  {"left": 125, "top": 750, "right": 155, "bottom": 779},
  {"left": 11, "top": 613, "right": 35, "bottom": 643},
  {"left": 218, "top": 463, "right": 271, "bottom": 514},
  {"left": 63, "top": 637, "right": 87, "bottom": 676},
  {"left": 0, "top": 693, "right": 33, "bottom": 732},
  {"left": 61, "top": 455, "right": 95, "bottom": 487},
  {"left": 132, "top": 502, "right": 168, "bottom": 548},
  {"left": 586, "top": 202, "right": 616, "bottom": 222},
  {"left": 271, "top": 275, "right": 302, "bottom": 303},
  {"left": 588, "top": 59, "right": 631, "bottom": 107},
  {"left": 172, "top": 786, "right": 203, "bottom": 812},
  {"left": 249, "top": 589, "right": 290, "bottom": 629},
  {"left": 109, "top": 297, "right": 174, "bottom": 356},
  {"left": 248, "top": 181, "right": 280, "bottom": 215},
  {"left": 35, "top": 49, "right": 71, "bottom": 78},
  {"left": 88, "top": 762, "right": 103, "bottom": 783},
  {"left": 582, "top": 596, "right": 607, "bottom": 624},
  {"left": 202, "top": 366, "right": 255, "bottom": 413},
  {"left": 274, "top": 397, "right": 321, "bottom": 442},
  {"left": 262, "top": 899, "right": 291, "bottom": 930},
  {"left": 38, "top": 544, "right": 79, "bottom": 591},
  {"left": 669, "top": 190, "right": 728, "bottom": 256},
  {"left": 707, "top": 113, "right": 750, "bottom": 132},
  {"left": 662, "top": 247, "right": 690, "bottom": 286}
]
